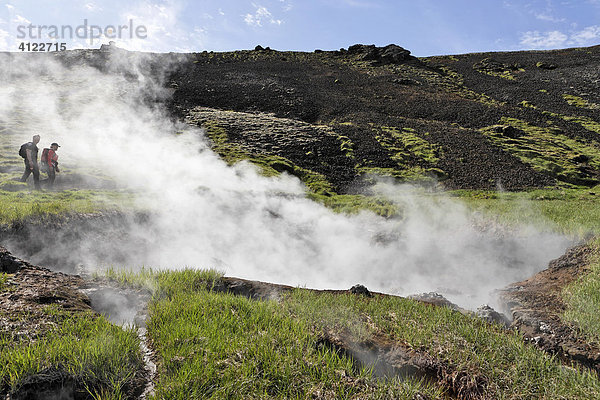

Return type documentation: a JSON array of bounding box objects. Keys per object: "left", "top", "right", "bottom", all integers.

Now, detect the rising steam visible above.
[{"left": 0, "top": 50, "right": 572, "bottom": 309}]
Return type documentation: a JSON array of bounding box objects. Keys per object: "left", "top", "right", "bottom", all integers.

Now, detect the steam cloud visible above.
[{"left": 0, "top": 50, "right": 572, "bottom": 309}]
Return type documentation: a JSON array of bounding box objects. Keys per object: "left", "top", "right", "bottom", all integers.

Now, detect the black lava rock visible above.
[{"left": 350, "top": 284, "right": 373, "bottom": 297}]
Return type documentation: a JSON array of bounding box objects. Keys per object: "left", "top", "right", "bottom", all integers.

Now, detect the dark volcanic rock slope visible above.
[
  {"left": 7, "top": 44, "right": 600, "bottom": 192},
  {"left": 164, "top": 44, "right": 600, "bottom": 191}
]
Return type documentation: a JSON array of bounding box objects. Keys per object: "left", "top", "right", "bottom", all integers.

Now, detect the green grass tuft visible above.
[
  {"left": 0, "top": 311, "right": 143, "bottom": 398},
  {"left": 104, "top": 269, "right": 444, "bottom": 399},
  {"left": 100, "top": 268, "right": 600, "bottom": 399},
  {"left": 284, "top": 289, "right": 600, "bottom": 399},
  {"left": 0, "top": 189, "right": 133, "bottom": 225},
  {"left": 307, "top": 193, "right": 398, "bottom": 217}
]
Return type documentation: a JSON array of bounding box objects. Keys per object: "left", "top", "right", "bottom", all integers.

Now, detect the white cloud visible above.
[
  {"left": 218, "top": 8, "right": 225, "bottom": 16},
  {"left": 0, "top": 28, "right": 9, "bottom": 50},
  {"left": 280, "top": 0, "right": 293, "bottom": 12},
  {"left": 85, "top": 2, "right": 102, "bottom": 12},
  {"left": 520, "top": 30, "right": 568, "bottom": 48},
  {"left": 244, "top": 5, "right": 282, "bottom": 27},
  {"left": 13, "top": 14, "right": 31, "bottom": 25},
  {"left": 534, "top": 12, "right": 565, "bottom": 23},
  {"left": 571, "top": 25, "right": 600, "bottom": 45},
  {"left": 118, "top": 1, "right": 204, "bottom": 52},
  {"left": 520, "top": 25, "right": 600, "bottom": 49}
]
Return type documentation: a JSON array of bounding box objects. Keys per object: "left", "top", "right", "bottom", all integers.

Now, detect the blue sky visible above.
[{"left": 1, "top": 0, "right": 600, "bottom": 56}]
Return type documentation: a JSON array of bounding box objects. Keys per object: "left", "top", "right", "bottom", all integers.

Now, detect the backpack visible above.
[
  {"left": 19, "top": 143, "right": 28, "bottom": 158},
  {"left": 41, "top": 148, "right": 49, "bottom": 164}
]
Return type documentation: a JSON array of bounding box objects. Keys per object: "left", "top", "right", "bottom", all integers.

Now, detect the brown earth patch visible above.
[
  {"left": 500, "top": 244, "right": 600, "bottom": 372},
  {"left": 0, "top": 247, "right": 90, "bottom": 344}
]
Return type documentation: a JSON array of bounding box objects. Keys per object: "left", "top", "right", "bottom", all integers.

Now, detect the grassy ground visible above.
[
  {"left": 103, "top": 268, "right": 600, "bottom": 399},
  {"left": 0, "top": 189, "right": 133, "bottom": 225},
  {"left": 0, "top": 303, "right": 144, "bottom": 399},
  {"left": 107, "top": 268, "right": 444, "bottom": 399},
  {"left": 450, "top": 187, "right": 600, "bottom": 236},
  {"left": 285, "top": 290, "right": 600, "bottom": 399},
  {"left": 0, "top": 139, "right": 133, "bottom": 225}
]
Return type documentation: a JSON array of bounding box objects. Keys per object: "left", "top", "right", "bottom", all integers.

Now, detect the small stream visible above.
[{"left": 82, "top": 285, "right": 156, "bottom": 399}]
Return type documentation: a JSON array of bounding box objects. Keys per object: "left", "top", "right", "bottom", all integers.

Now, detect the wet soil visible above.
[{"left": 0, "top": 247, "right": 90, "bottom": 336}]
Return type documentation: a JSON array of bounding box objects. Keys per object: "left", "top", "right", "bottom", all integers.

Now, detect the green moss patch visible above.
[
  {"left": 563, "top": 94, "right": 600, "bottom": 110},
  {"left": 202, "top": 121, "right": 335, "bottom": 195},
  {"left": 405, "top": 61, "right": 502, "bottom": 107},
  {"left": 361, "top": 126, "right": 444, "bottom": 182},
  {"left": 539, "top": 109, "right": 600, "bottom": 135},
  {"left": 480, "top": 118, "right": 600, "bottom": 185},
  {"left": 337, "top": 134, "right": 356, "bottom": 159},
  {"left": 202, "top": 120, "right": 400, "bottom": 216}
]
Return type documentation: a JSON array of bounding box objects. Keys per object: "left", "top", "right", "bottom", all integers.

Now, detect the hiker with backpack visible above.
[
  {"left": 19, "top": 135, "right": 41, "bottom": 190},
  {"left": 40, "top": 143, "right": 61, "bottom": 189}
]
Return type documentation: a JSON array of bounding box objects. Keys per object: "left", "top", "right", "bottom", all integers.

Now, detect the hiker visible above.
[
  {"left": 41, "top": 142, "right": 60, "bottom": 189},
  {"left": 19, "top": 135, "right": 41, "bottom": 190}
]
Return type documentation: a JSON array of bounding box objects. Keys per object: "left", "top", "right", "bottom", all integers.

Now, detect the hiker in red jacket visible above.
[{"left": 41, "top": 142, "right": 60, "bottom": 189}]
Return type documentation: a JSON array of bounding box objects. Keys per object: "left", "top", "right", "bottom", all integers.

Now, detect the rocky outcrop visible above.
[
  {"left": 347, "top": 44, "right": 413, "bottom": 64},
  {"left": 476, "top": 305, "right": 511, "bottom": 328},
  {"left": 473, "top": 57, "right": 521, "bottom": 73},
  {"left": 0, "top": 245, "right": 26, "bottom": 273}
]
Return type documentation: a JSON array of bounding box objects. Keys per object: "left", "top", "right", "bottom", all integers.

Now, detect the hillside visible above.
[
  {"left": 164, "top": 44, "right": 600, "bottom": 191},
  {"left": 2, "top": 44, "right": 600, "bottom": 399}
]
